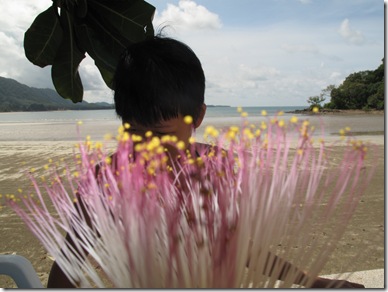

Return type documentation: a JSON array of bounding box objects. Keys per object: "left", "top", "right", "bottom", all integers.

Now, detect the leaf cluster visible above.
[
  {"left": 306, "top": 85, "right": 335, "bottom": 110},
  {"left": 24, "top": 0, "right": 155, "bottom": 103}
]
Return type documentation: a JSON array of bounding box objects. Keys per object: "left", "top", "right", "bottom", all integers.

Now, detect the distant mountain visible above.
[{"left": 0, "top": 76, "right": 114, "bottom": 112}]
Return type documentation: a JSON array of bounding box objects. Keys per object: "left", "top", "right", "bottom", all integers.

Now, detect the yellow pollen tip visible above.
[
  {"left": 176, "top": 141, "right": 186, "bottom": 150},
  {"left": 161, "top": 135, "right": 171, "bottom": 143},
  {"left": 135, "top": 144, "right": 144, "bottom": 152},
  {"left": 230, "top": 126, "right": 239, "bottom": 132},
  {"left": 183, "top": 115, "right": 193, "bottom": 125},
  {"left": 204, "top": 125, "right": 219, "bottom": 138},
  {"left": 290, "top": 116, "right": 298, "bottom": 123},
  {"left": 131, "top": 134, "right": 143, "bottom": 142},
  {"left": 122, "top": 132, "right": 131, "bottom": 141}
]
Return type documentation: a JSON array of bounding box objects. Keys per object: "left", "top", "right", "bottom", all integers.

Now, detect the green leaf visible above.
[
  {"left": 75, "top": 0, "right": 88, "bottom": 18},
  {"left": 76, "top": 23, "right": 117, "bottom": 88},
  {"left": 75, "top": 0, "right": 155, "bottom": 89},
  {"left": 89, "top": 0, "right": 155, "bottom": 43},
  {"left": 24, "top": 6, "right": 63, "bottom": 67},
  {"left": 95, "top": 64, "right": 115, "bottom": 90},
  {"left": 24, "top": 0, "right": 155, "bottom": 103},
  {"left": 80, "top": 11, "right": 128, "bottom": 68},
  {"left": 52, "top": 10, "right": 86, "bottom": 102}
]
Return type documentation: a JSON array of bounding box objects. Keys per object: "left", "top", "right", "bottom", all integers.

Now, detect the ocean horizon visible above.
[{"left": 0, "top": 106, "right": 306, "bottom": 124}]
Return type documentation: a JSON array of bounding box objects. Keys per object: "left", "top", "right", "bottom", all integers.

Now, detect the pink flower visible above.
[{"left": 6, "top": 116, "right": 375, "bottom": 288}]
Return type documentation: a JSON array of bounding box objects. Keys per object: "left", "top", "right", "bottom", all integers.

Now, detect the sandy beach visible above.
[{"left": 0, "top": 112, "right": 384, "bottom": 288}]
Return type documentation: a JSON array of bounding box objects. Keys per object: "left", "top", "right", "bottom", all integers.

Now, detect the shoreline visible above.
[{"left": 287, "top": 109, "right": 384, "bottom": 115}]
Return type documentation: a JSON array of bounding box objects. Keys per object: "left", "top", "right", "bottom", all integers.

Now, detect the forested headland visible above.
[{"left": 305, "top": 58, "right": 384, "bottom": 111}]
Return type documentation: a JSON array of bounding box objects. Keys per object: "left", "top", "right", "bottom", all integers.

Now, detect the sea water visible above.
[
  {"left": 0, "top": 106, "right": 304, "bottom": 124},
  {"left": 0, "top": 107, "right": 383, "bottom": 141}
]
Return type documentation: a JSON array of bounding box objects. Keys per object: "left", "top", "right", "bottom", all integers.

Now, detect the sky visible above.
[{"left": 0, "top": 0, "right": 384, "bottom": 107}]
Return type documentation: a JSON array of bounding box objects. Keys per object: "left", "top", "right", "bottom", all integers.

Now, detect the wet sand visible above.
[{"left": 0, "top": 113, "right": 384, "bottom": 287}]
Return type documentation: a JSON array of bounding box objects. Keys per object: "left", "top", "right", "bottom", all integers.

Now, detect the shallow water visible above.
[{"left": 0, "top": 109, "right": 384, "bottom": 142}]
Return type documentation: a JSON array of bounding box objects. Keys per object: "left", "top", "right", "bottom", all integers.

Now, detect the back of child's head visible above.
[{"left": 113, "top": 35, "right": 205, "bottom": 126}]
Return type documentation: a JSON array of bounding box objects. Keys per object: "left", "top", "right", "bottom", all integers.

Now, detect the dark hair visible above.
[{"left": 113, "top": 36, "right": 205, "bottom": 126}]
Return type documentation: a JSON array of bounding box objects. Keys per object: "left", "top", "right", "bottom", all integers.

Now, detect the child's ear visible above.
[{"left": 194, "top": 103, "right": 207, "bottom": 129}]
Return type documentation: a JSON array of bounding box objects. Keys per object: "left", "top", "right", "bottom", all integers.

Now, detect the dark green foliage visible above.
[
  {"left": 307, "top": 95, "right": 325, "bottom": 109},
  {"left": 306, "top": 85, "right": 335, "bottom": 110},
  {"left": 24, "top": 0, "right": 155, "bottom": 103},
  {"left": 325, "top": 59, "right": 384, "bottom": 110},
  {"left": 0, "top": 76, "right": 114, "bottom": 112}
]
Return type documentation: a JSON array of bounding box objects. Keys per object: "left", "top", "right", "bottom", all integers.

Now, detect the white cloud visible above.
[
  {"left": 154, "top": 0, "right": 222, "bottom": 32},
  {"left": 0, "top": 1, "right": 54, "bottom": 88},
  {"left": 78, "top": 57, "right": 115, "bottom": 103},
  {"left": 79, "top": 59, "right": 108, "bottom": 91},
  {"left": 281, "top": 44, "right": 320, "bottom": 55},
  {"left": 238, "top": 64, "right": 280, "bottom": 82},
  {"left": 338, "top": 18, "right": 365, "bottom": 45},
  {"left": 298, "top": 0, "right": 312, "bottom": 4},
  {"left": 329, "top": 72, "right": 342, "bottom": 80},
  {"left": 175, "top": 22, "right": 381, "bottom": 107},
  {"left": 0, "top": 0, "right": 382, "bottom": 106},
  {"left": 0, "top": 1, "right": 50, "bottom": 40}
]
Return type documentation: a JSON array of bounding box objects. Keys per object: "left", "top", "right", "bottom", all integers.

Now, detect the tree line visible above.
[{"left": 307, "top": 58, "right": 384, "bottom": 110}]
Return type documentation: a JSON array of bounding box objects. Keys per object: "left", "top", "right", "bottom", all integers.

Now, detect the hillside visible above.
[{"left": 0, "top": 76, "right": 114, "bottom": 112}]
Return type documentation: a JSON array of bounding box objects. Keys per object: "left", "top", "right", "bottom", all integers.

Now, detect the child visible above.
[
  {"left": 47, "top": 36, "right": 363, "bottom": 288},
  {"left": 47, "top": 35, "right": 208, "bottom": 288},
  {"left": 113, "top": 35, "right": 209, "bottom": 160}
]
